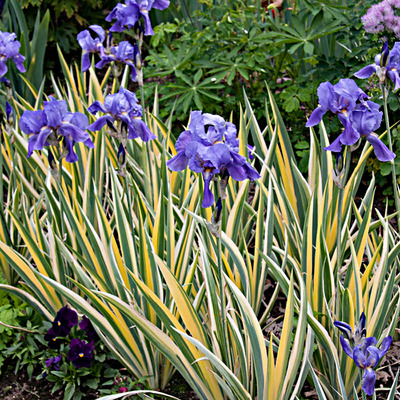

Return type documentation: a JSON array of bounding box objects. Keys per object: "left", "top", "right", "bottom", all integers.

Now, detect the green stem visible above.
[
  {"left": 57, "top": 156, "right": 66, "bottom": 239},
  {"left": 382, "top": 85, "right": 400, "bottom": 231},
  {"left": 335, "top": 150, "right": 352, "bottom": 277}
]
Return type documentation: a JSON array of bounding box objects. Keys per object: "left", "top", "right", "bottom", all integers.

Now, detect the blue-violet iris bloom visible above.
[
  {"left": 355, "top": 41, "right": 400, "bottom": 91},
  {"left": 106, "top": 0, "right": 170, "bottom": 36},
  {"left": 77, "top": 25, "right": 106, "bottom": 72},
  {"left": 167, "top": 110, "right": 260, "bottom": 208},
  {"left": 87, "top": 87, "right": 155, "bottom": 142},
  {"left": 306, "top": 79, "right": 395, "bottom": 162},
  {"left": 0, "top": 31, "right": 25, "bottom": 77},
  {"left": 95, "top": 41, "right": 137, "bottom": 81},
  {"left": 335, "top": 314, "right": 392, "bottom": 396},
  {"left": 19, "top": 97, "right": 94, "bottom": 162}
]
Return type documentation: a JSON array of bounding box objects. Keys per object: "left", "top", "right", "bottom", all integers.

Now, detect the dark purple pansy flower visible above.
[
  {"left": 45, "top": 354, "right": 62, "bottom": 371},
  {"left": 167, "top": 110, "right": 260, "bottom": 208},
  {"left": 95, "top": 41, "right": 137, "bottom": 81},
  {"left": 87, "top": 87, "right": 155, "bottom": 142},
  {"left": 44, "top": 327, "right": 64, "bottom": 349},
  {"left": 77, "top": 25, "right": 106, "bottom": 72},
  {"left": 67, "top": 338, "right": 95, "bottom": 368},
  {"left": 106, "top": 0, "right": 170, "bottom": 36},
  {"left": 44, "top": 305, "right": 79, "bottom": 348},
  {"left": 334, "top": 315, "right": 392, "bottom": 396},
  {"left": 19, "top": 97, "right": 94, "bottom": 162},
  {"left": 0, "top": 31, "right": 26, "bottom": 77},
  {"left": 355, "top": 41, "right": 400, "bottom": 91},
  {"left": 79, "top": 316, "right": 98, "bottom": 341}
]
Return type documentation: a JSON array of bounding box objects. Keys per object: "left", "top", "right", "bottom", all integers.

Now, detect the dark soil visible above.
[{"left": 0, "top": 368, "right": 64, "bottom": 400}]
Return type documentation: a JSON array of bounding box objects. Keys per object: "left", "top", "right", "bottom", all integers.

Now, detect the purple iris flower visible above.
[
  {"left": 335, "top": 314, "right": 392, "bottom": 396},
  {"left": 0, "top": 31, "right": 25, "bottom": 77},
  {"left": 45, "top": 354, "right": 62, "bottom": 371},
  {"left": 306, "top": 79, "right": 367, "bottom": 146},
  {"left": 355, "top": 41, "right": 400, "bottom": 91},
  {"left": 325, "top": 100, "right": 395, "bottom": 161},
  {"left": 67, "top": 338, "right": 95, "bottom": 368},
  {"left": 79, "top": 316, "right": 98, "bottom": 341},
  {"left": 106, "top": 0, "right": 170, "bottom": 36},
  {"left": 167, "top": 110, "right": 260, "bottom": 208},
  {"left": 95, "top": 41, "right": 137, "bottom": 81},
  {"left": 307, "top": 80, "right": 394, "bottom": 162},
  {"left": 19, "top": 97, "right": 94, "bottom": 162},
  {"left": 77, "top": 25, "right": 106, "bottom": 72},
  {"left": 87, "top": 87, "right": 155, "bottom": 142}
]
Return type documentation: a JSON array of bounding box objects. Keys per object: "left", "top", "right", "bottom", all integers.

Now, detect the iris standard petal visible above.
[
  {"left": 365, "top": 337, "right": 378, "bottom": 348},
  {"left": 19, "top": 110, "right": 45, "bottom": 134},
  {"left": 88, "top": 101, "right": 108, "bottom": 115},
  {"left": 353, "top": 345, "right": 367, "bottom": 368},
  {"left": 174, "top": 130, "right": 192, "bottom": 153}
]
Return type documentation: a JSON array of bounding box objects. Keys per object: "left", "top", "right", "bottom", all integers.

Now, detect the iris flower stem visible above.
[
  {"left": 382, "top": 85, "right": 400, "bottom": 231},
  {"left": 336, "top": 150, "right": 352, "bottom": 277},
  {"left": 57, "top": 155, "right": 66, "bottom": 239}
]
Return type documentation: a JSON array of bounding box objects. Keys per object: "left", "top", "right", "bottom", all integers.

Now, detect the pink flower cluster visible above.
[{"left": 362, "top": 0, "right": 400, "bottom": 38}]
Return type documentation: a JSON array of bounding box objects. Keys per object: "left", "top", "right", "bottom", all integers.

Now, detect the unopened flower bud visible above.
[
  {"left": 207, "top": 198, "right": 223, "bottom": 237},
  {"left": 380, "top": 41, "right": 389, "bottom": 68},
  {"left": 117, "top": 143, "right": 127, "bottom": 177}
]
